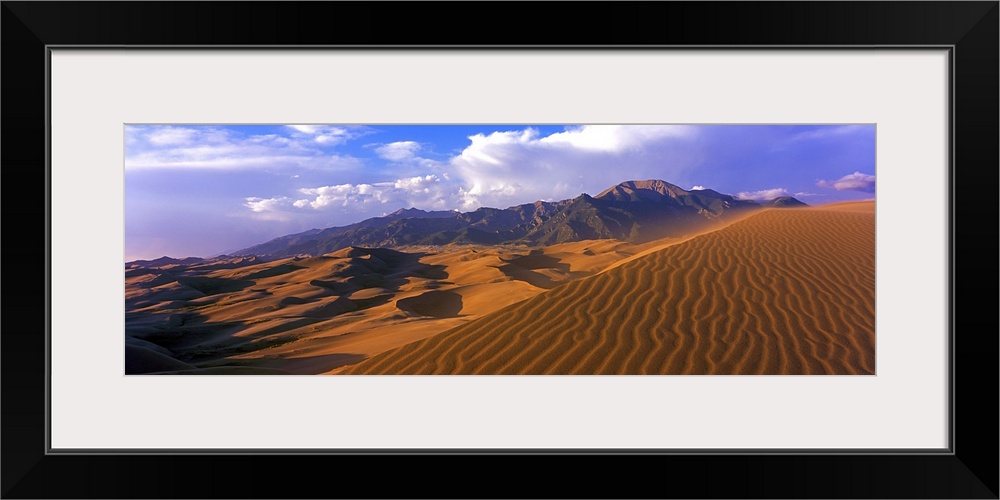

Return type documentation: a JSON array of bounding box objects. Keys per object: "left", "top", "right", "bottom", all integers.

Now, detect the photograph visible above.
[
  {"left": 4, "top": 0, "right": 995, "bottom": 496},
  {"left": 125, "top": 124, "right": 876, "bottom": 375}
]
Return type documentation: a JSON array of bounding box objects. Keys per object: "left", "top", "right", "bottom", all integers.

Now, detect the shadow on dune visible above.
[
  {"left": 176, "top": 276, "right": 255, "bottom": 296},
  {"left": 149, "top": 352, "right": 369, "bottom": 375},
  {"left": 493, "top": 250, "right": 572, "bottom": 289},
  {"left": 125, "top": 344, "right": 196, "bottom": 374},
  {"left": 300, "top": 296, "right": 358, "bottom": 318},
  {"left": 274, "top": 352, "right": 368, "bottom": 374},
  {"left": 309, "top": 278, "right": 355, "bottom": 295},
  {"left": 503, "top": 250, "right": 570, "bottom": 271},
  {"left": 396, "top": 290, "right": 464, "bottom": 318},
  {"left": 410, "top": 265, "right": 449, "bottom": 280},
  {"left": 126, "top": 309, "right": 299, "bottom": 371},
  {"left": 125, "top": 310, "right": 232, "bottom": 348},
  {"left": 125, "top": 246, "right": 459, "bottom": 375},
  {"left": 349, "top": 293, "right": 394, "bottom": 310},
  {"left": 242, "top": 263, "right": 306, "bottom": 280},
  {"left": 156, "top": 366, "right": 295, "bottom": 375}
]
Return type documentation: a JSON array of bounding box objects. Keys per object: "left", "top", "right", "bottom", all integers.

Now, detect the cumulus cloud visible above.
[
  {"left": 449, "top": 125, "right": 702, "bottom": 210},
  {"left": 259, "top": 175, "right": 454, "bottom": 212},
  {"left": 690, "top": 185, "right": 706, "bottom": 191},
  {"left": 539, "top": 124, "right": 695, "bottom": 151},
  {"left": 241, "top": 124, "right": 827, "bottom": 220},
  {"left": 394, "top": 174, "right": 441, "bottom": 192},
  {"left": 140, "top": 125, "right": 706, "bottom": 217},
  {"left": 297, "top": 184, "right": 366, "bottom": 209},
  {"left": 736, "top": 188, "right": 791, "bottom": 201},
  {"left": 245, "top": 196, "right": 294, "bottom": 213},
  {"left": 816, "top": 171, "right": 875, "bottom": 192}
]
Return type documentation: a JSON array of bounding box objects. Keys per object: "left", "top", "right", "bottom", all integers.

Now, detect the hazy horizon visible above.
[{"left": 125, "top": 124, "right": 876, "bottom": 261}]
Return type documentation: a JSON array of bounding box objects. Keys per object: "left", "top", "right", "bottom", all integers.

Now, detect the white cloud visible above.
[
  {"left": 394, "top": 174, "right": 439, "bottom": 192},
  {"left": 449, "top": 125, "right": 702, "bottom": 210},
  {"left": 146, "top": 126, "right": 199, "bottom": 146},
  {"left": 287, "top": 125, "right": 322, "bottom": 134},
  {"left": 816, "top": 171, "right": 875, "bottom": 192},
  {"left": 127, "top": 151, "right": 363, "bottom": 171},
  {"left": 247, "top": 176, "right": 449, "bottom": 213},
  {"left": 539, "top": 125, "right": 695, "bottom": 152},
  {"left": 373, "top": 141, "right": 443, "bottom": 171},
  {"left": 691, "top": 185, "right": 706, "bottom": 191},
  {"left": 376, "top": 141, "right": 421, "bottom": 162},
  {"left": 130, "top": 125, "right": 705, "bottom": 217},
  {"left": 316, "top": 131, "right": 350, "bottom": 145},
  {"left": 245, "top": 196, "right": 294, "bottom": 212},
  {"left": 125, "top": 125, "right": 366, "bottom": 171},
  {"left": 279, "top": 175, "right": 452, "bottom": 212},
  {"left": 297, "top": 184, "right": 361, "bottom": 209},
  {"left": 248, "top": 134, "right": 293, "bottom": 146},
  {"left": 286, "top": 125, "right": 362, "bottom": 147},
  {"left": 735, "top": 188, "right": 791, "bottom": 201},
  {"left": 125, "top": 127, "right": 140, "bottom": 146}
]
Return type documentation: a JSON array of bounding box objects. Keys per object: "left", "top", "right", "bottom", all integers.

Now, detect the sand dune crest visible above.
[{"left": 343, "top": 204, "right": 876, "bottom": 375}]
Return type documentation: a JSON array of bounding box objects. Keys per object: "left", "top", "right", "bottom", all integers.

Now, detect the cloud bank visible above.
[
  {"left": 736, "top": 188, "right": 792, "bottom": 201},
  {"left": 238, "top": 125, "right": 705, "bottom": 215},
  {"left": 246, "top": 175, "right": 454, "bottom": 214},
  {"left": 447, "top": 125, "right": 700, "bottom": 209},
  {"left": 126, "top": 125, "right": 369, "bottom": 170},
  {"left": 817, "top": 171, "right": 876, "bottom": 192}
]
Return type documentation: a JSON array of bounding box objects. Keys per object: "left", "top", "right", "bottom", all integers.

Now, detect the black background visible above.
[{"left": 2, "top": 2, "right": 997, "bottom": 498}]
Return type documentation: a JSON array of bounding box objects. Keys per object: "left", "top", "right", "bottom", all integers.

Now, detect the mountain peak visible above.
[
  {"left": 386, "top": 207, "right": 459, "bottom": 220},
  {"left": 595, "top": 179, "right": 689, "bottom": 201},
  {"left": 389, "top": 207, "right": 421, "bottom": 216},
  {"left": 763, "top": 196, "right": 808, "bottom": 208}
]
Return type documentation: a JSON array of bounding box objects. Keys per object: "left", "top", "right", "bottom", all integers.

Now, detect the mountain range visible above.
[{"left": 132, "top": 180, "right": 807, "bottom": 264}]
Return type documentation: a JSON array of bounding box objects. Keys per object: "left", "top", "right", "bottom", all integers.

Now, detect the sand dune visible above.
[
  {"left": 814, "top": 200, "right": 875, "bottom": 212},
  {"left": 125, "top": 239, "right": 644, "bottom": 374},
  {"left": 342, "top": 203, "right": 876, "bottom": 375},
  {"left": 125, "top": 344, "right": 196, "bottom": 374}
]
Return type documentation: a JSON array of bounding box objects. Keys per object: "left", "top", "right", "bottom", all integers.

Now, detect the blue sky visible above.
[{"left": 125, "top": 124, "right": 876, "bottom": 261}]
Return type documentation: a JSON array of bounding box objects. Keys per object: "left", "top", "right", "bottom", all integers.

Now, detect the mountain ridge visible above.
[{"left": 128, "top": 180, "right": 807, "bottom": 265}]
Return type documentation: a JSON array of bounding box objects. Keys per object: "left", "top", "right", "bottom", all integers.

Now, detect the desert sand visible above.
[
  {"left": 342, "top": 202, "right": 876, "bottom": 375},
  {"left": 125, "top": 239, "right": 649, "bottom": 374}
]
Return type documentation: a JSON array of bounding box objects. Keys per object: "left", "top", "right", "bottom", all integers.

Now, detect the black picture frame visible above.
[{"left": 3, "top": 2, "right": 996, "bottom": 498}]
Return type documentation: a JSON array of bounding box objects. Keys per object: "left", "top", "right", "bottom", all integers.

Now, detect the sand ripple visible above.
[{"left": 343, "top": 205, "right": 876, "bottom": 375}]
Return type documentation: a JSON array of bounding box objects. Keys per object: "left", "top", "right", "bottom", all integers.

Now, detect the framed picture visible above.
[
  {"left": 3, "top": 2, "right": 996, "bottom": 498},
  {"left": 120, "top": 121, "right": 879, "bottom": 378}
]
